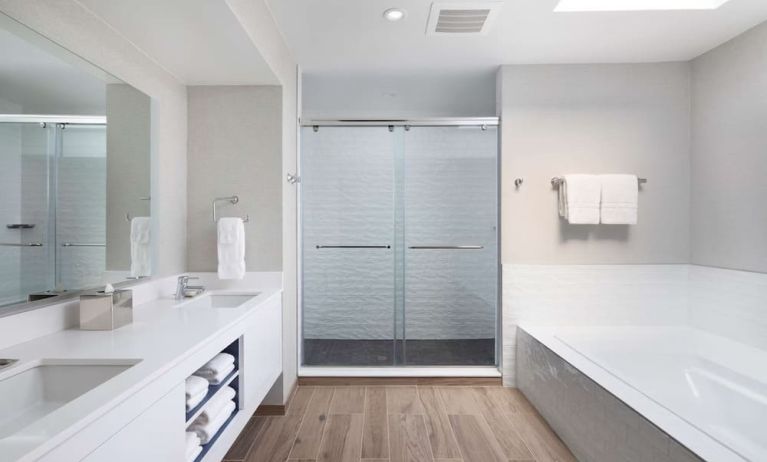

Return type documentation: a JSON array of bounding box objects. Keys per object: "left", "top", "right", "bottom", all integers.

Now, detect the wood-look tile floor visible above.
[{"left": 223, "top": 386, "right": 576, "bottom": 462}]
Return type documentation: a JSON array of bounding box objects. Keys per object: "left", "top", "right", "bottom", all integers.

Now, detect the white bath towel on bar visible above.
[
  {"left": 217, "top": 217, "right": 245, "bottom": 280},
  {"left": 600, "top": 174, "right": 638, "bottom": 224},
  {"left": 189, "top": 400, "right": 236, "bottom": 444},
  {"left": 130, "top": 217, "right": 151, "bottom": 277},
  {"left": 559, "top": 175, "right": 601, "bottom": 224}
]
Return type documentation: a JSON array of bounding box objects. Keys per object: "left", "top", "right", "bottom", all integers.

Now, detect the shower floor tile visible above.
[{"left": 303, "top": 338, "right": 496, "bottom": 366}]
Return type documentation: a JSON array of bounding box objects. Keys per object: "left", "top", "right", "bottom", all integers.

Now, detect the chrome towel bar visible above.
[
  {"left": 316, "top": 245, "right": 391, "bottom": 249},
  {"left": 551, "top": 176, "right": 647, "bottom": 187},
  {"left": 408, "top": 245, "right": 484, "bottom": 250}
]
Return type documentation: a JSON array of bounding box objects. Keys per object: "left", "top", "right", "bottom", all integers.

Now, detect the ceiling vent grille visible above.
[{"left": 426, "top": 2, "right": 502, "bottom": 36}]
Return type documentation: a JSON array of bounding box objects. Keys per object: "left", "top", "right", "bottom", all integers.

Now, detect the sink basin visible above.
[
  {"left": 180, "top": 294, "right": 257, "bottom": 309},
  {"left": 0, "top": 359, "right": 138, "bottom": 439}
]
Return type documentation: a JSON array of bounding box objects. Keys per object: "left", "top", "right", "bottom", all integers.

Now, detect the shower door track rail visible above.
[{"left": 301, "top": 117, "right": 499, "bottom": 127}]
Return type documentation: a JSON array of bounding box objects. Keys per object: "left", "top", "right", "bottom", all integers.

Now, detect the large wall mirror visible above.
[{"left": 0, "top": 14, "right": 151, "bottom": 312}]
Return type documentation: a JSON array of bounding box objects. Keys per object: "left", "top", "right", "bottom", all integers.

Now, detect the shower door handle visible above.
[
  {"left": 315, "top": 245, "right": 391, "bottom": 249},
  {"left": 408, "top": 245, "right": 484, "bottom": 250}
]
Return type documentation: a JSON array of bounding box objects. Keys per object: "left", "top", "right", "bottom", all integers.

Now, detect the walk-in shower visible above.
[
  {"left": 300, "top": 118, "right": 499, "bottom": 370},
  {"left": 0, "top": 115, "right": 106, "bottom": 306}
]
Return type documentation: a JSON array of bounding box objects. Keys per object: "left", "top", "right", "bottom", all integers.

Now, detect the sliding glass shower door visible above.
[{"left": 301, "top": 121, "right": 498, "bottom": 367}]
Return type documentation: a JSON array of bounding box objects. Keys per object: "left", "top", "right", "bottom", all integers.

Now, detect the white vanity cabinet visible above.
[{"left": 240, "top": 294, "right": 282, "bottom": 409}]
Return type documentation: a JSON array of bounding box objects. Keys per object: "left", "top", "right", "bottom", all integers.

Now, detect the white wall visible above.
[
  {"left": 302, "top": 71, "right": 497, "bottom": 119},
  {"left": 0, "top": 0, "right": 189, "bottom": 278},
  {"left": 499, "top": 63, "right": 692, "bottom": 265},
  {"left": 186, "top": 85, "right": 282, "bottom": 272},
  {"left": 224, "top": 0, "right": 298, "bottom": 405},
  {"left": 691, "top": 21, "right": 767, "bottom": 274}
]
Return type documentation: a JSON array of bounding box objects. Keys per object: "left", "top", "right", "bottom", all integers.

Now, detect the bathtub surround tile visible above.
[{"left": 517, "top": 330, "right": 703, "bottom": 462}]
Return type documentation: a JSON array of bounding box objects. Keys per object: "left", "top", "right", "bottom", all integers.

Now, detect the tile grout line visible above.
[
  {"left": 433, "top": 386, "right": 467, "bottom": 462},
  {"left": 312, "top": 387, "right": 336, "bottom": 461},
  {"left": 284, "top": 387, "right": 316, "bottom": 461}
]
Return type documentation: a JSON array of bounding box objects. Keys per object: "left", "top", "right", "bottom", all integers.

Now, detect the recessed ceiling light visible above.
[
  {"left": 554, "top": 0, "right": 731, "bottom": 12},
  {"left": 383, "top": 8, "right": 406, "bottom": 21}
]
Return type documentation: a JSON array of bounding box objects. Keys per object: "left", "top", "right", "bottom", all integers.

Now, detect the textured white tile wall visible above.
[{"left": 503, "top": 264, "right": 690, "bottom": 385}]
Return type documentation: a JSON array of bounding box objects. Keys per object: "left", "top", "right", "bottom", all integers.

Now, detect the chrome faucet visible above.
[{"left": 175, "top": 275, "right": 205, "bottom": 300}]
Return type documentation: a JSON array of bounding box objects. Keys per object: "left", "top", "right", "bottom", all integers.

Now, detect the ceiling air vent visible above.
[{"left": 426, "top": 2, "right": 502, "bottom": 36}]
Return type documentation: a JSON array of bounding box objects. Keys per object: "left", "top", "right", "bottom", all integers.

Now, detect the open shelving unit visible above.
[{"left": 186, "top": 339, "right": 241, "bottom": 462}]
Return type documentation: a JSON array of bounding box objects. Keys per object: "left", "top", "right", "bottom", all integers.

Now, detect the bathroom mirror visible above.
[{"left": 0, "top": 14, "right": 152, "bottom": 312}]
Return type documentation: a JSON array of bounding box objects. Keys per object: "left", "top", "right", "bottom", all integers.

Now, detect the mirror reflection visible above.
[{"left": 0, "top": 19, "right": 151, "bottom": 308}]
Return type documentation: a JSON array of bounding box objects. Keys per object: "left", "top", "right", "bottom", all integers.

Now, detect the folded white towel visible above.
[
  {"left": 198, "top": 353, "right": 234, "bottom": 374},
  {"left": 600, "top": 174, "right": 638, "bottom": 224},
  {"left": 217, "top": 217, "right": 246, "bottom": 280},
  {"left": 194, "top": 362, "right": 235, "bottom": 385},
  {"left": 189, "top": 400, "right": 236, "bottom": 444},
  {"left": 186, "top": 388, "right": 207, "bottom": 411},
  {"left": 130, "top": 217, "right": 151, "bottom": 277},
  {"left": 197, "top": 387, "right": 236, "bottom": 425},
  {"left": 186, "top": 444, "right": 202, "bottom": 462},
  {"left": 186, "top": 375, "right": 209, "bottom": 399},
  {"left": 185, "top": 432, "right": 201, "bottom": 460},
  {"left": 559, "top": 174, "right": 601, "bottom": 224}
]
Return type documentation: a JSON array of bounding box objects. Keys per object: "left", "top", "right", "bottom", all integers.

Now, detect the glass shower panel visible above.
[
  {"left": 301, "top": 126, "right": 397, "bottom": 366},
  {"left": 402, "top": 126, "right": 498, "bottom": 365},
  {"left": 56, "top": 124, "right": 107, "bottom": 290},
  {"left": 0, "top": 122, "right": 53, "bottom": 306}
]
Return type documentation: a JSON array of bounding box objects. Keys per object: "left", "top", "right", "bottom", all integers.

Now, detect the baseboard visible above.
[{"left": 297, "top": 376, "right": 503, "bottom": 386}]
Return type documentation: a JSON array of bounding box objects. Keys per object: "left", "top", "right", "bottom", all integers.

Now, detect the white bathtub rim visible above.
[{"left": 519, "top": 324, "right": 749, "bottom": 462}]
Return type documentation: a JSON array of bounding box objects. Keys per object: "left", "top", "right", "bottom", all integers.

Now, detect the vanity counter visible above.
[{"left": 0, "top": 285, "right": 282, "bottom": 462}]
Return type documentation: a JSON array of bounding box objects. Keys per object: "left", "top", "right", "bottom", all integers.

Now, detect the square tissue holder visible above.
[{"left": 79, "top": 289, "right": 133, "bottom": 330}]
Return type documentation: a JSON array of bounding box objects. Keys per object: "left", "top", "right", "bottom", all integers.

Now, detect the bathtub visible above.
[{"left": 520, "top": 325, "right": 767, "bottom": 462}]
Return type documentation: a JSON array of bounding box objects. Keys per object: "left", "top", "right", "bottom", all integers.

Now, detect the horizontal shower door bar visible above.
[
  {"left": 408, "top": 245, "right": 484, "bottom": 250},
  {"left": 315, "top": 245, "right": 391, "bottom": 249},
  {"left": 0, "top": 242, "right": 43, "bottom": 247},
  {"left": 301, "top": 117, "right": 499, "bottom": 127},
  {"left": 61, "top": 243, "right": 105, "bottom": 247}
]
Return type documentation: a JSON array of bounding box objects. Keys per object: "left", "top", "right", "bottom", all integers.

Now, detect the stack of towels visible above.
[
  {"left": 188, "top": 386, "right": 237, "bottom": 446},
  {"left": 185, "top": 431, "right": 202, "bottom": 462},
  {"left": 558, "top": 174, "right": 639, "bottom": 225},
  {"left": 186, "top": 375, "right": 209, "bottom": 412},
  {"left": 193, "top": 353, "right": 236, "bottom": 385}
]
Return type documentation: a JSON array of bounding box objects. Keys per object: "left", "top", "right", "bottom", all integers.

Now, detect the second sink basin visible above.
[
  {"left": 181, "top": 294, "right": 257, "bottom": 309},
  {"left": 0, "top": 359, "right": 139, "bottom": 439}
]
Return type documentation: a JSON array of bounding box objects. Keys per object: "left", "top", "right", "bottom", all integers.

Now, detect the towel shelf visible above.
[{"left": 551, "top": 176, "right": 647, "bottom": 187}]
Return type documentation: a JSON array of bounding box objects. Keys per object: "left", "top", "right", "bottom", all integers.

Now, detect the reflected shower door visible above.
[
  {"left": 301, "top": 126, "right": 397, "bottom": 366},
  {"left": 402, "top": 126, "right": 498, "bottom": 365},
  {"left": 56, "top": 124, "right": 106, "bottom": 290}
]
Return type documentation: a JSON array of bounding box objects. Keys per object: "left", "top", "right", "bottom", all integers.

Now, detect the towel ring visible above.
[{"left": 212, "top": 196, "right": 249, "bottom": 223}]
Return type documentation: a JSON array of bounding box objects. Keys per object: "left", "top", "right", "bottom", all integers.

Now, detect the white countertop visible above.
[{"left": 0, "top": 286, "right": 281, "bottom": 462}]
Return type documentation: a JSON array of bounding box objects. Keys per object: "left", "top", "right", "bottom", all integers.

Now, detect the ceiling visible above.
[
  {"left": 78, "top": 0, "right": 279, "bottom": 85},
  {"left": 267, "top": 0, "right": 767, "bottom": 74},
  {"left": 0, "top": 27, "right": 106, "bottom": 114}
]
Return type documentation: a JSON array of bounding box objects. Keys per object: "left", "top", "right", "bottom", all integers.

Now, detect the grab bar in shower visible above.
[
  {"left": 315, "top": 245, "right": 391, "bottom": 249},
  {"left": 0, "top": 242, "right": 43, "bottom": 247},
  {"left": 61, "top": 243, "right": 105, "bottom": 247},
  {"left": 408, "top": 245, "right": 484, "bottom": 250}
]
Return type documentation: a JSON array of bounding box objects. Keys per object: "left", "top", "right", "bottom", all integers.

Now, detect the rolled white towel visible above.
[
  {"left": 186, "top": 375, "right": 209, "bottom": 399},
  {"left": 189, "top": 400, "right": 236, "bottom": 444},
  {"left": 194, "top": 362, "right": 235, "bottom": 385},
  {"left": 197, "top": 387, "right": 236, "bottom": 425},
  {"left": 196, "top": 353, "right": 234, "bottom": 375},
  {"left": 186, "top": 388, "right": 207, "bottom": 411},
  {"left": 185, "top": 432, "right": 201, "bottom": 459}
]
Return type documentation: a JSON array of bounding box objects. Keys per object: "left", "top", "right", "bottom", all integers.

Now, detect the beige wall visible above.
[
  {"left": 186, "top": 85, "right": 282, "bottom": 272},
  {"left": 225, "top": 0, "right": 299, "bottom": 404},
  {"left": 499, "top": 63, "right": 692, "bottom": 265},
  {"left": 0, "top": 0, "right": 188, "bottom": 277},
  {"left": 691, "top": 21, "right": 767, "bottom": 274},
  {"left": 106, "top": 84, "right": 151, "bottom": 271}
]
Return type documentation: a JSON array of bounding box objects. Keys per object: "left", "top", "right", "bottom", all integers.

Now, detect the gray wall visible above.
[
  {"left": 302, "top": 71, "right": 497, "bottom": 119},
  {"left": 187, "top": 85, "right": 282, "bottom": 272},
  {"left": 106, "top": 84, "right": 151, "bottom": 271},
  {"left": 691, "top": 21, "right": 767, "bottom": 274},
  {"left": 499, "top": 63, "right": 692, "bottom": 264}
]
